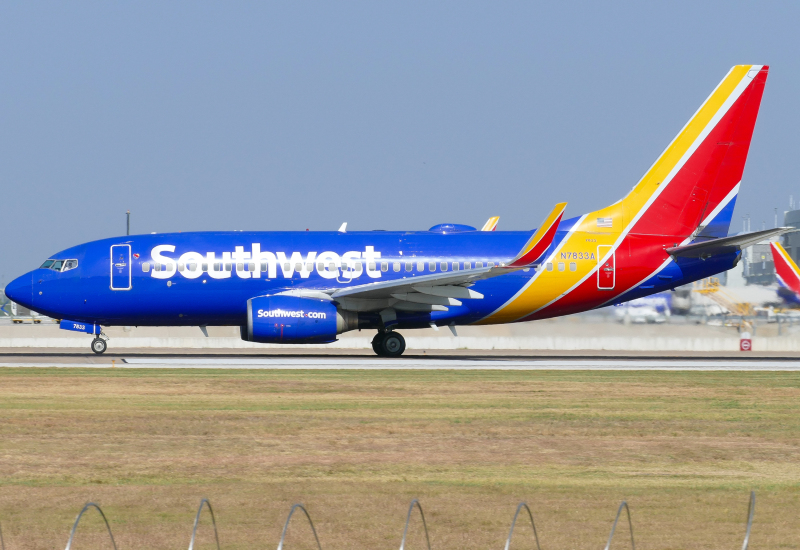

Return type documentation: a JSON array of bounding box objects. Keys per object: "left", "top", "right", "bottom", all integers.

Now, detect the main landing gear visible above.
[
  {"left": 371, "top": 331, "right": 406, "bottom": 357},
  {"left": 91, "top": 336, "right": 107, "bottom": 354}
]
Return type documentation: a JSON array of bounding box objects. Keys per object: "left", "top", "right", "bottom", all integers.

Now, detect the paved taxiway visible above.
[{"left": 1, "top": 351, "right": 800, "bottom": 370}]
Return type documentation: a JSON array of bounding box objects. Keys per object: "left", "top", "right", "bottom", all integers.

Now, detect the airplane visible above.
[
  {"left": 5, "top": 65, "right": 788, "bottom": 357},
  {"left": 770, "top": 242, "right": 800, "bottom": 305}
]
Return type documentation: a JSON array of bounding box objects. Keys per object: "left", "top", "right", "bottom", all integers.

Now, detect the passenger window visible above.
[
  {"left": 155, "top": 264, "right": 161, "bottom": 272},
  {"left": 355, "top": 262, "right": 363, "bottom": 273},
  {"left": 190, "top": 263, "right": 198, "bottom": 271},
  {"left": 440, "top": 262, "right": 448, "bottom": 272},
  {"left": 328, "top": 262, "right": 336, "bottom": 271},
  {"left": 178, "top": 263, "right": 185, "bottom": 272},
  {"left": 546, "top": 262, "right": 553, "bottom": 271},
  {"left": 417, "top": 261, "right": 424, "bottom": 271},
  {"left": 283, "top": 263, "right": 290, "bottom": 271},
  {"left": 393, "top": 262, "right": 401, "bottom": 272},
  {"left": 40, "top": 259, "right": 55, "bottom": 269},
  {"left": 202, "top": 263, "right": 208, "bottom": 272},
  {"left": 142, "top": 262, "right": 151, "bottom": 272},
  {"left": 464, "top": 261, "right": 471, "bottom": 270},
  {"left": 238, "top": 263, "right": 245, "bottom": 271},
  {"left": 225, "top": 263, "right": 232, "bottom": 272},
  {"left": 405, "top": 262, "right": 413, "bottom": 272},
  {"left": 368, "top": 262, "right": 376, "bottom": 271},
  {"left": 261, "top": 262, "right": 268, "bottom": 271},
  {"left": 452, "top": 262, "right": 460, "bottom": 271},
  {"left": 317, "top": 262, "right": 325, "bottom": 271},
  {"left": 487, "top": 262, "right": 495, "bottom": 268},
  {"left": 215, "top": 262, "right": 222, "bottom": 271},
  {"left": 381, "top": 262, "right": 388, "bottom": 272},
  {"left": 558, "top": 262, "right": 565, "bottom": 271},
  {"left": 429, "top": 262, "right": 436, "bottom": 272},
  {"left": 569, "top": 262, "right": 577, "bottom": 272},
  {"left": 476, "top": 261, "right": 483, "bottom": 268}
]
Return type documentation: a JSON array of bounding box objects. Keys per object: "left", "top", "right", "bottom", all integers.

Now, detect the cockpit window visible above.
[{"left": 39, "top": 258, "right": 78, "bottom": 272}]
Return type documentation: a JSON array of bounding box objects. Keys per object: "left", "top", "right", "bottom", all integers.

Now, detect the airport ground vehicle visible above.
[{"left": 5, "top": 65, "right": 782, "bottom": 356}]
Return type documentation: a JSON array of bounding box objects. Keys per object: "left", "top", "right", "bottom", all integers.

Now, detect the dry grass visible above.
[{"left": 1, "top": 368, "right": 799, "bottom": 549}]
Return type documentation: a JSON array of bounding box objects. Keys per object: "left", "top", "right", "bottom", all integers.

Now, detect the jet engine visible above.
[{"left": 241, "top": 295, "right": 357, "bottom": 344}]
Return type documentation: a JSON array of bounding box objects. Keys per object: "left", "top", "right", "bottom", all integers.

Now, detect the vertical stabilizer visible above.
[{"left": 771, "top": 242, "right": 800, "bottom": 296}]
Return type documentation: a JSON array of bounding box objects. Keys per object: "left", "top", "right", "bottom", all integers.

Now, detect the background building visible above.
[{"left": 782, "top": 209, "right": 800, "bottom": 265}]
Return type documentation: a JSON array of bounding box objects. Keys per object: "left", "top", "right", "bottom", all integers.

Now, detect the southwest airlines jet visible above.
[{"left": 5, "top": 65, "right": 786, "bottom": 356}]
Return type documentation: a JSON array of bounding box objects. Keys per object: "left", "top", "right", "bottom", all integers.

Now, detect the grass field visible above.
[{"left": 1, "top": 367, "right": 799, "bottom": 549}]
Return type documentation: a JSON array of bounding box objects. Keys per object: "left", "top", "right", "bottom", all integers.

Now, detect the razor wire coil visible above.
[
  {"left": 742, "top": 491, "right": 755, "bottom": 550},
  {"left": 603, "top": 501, "right": 634, "bottom": 550},
  {"left": 277, "top": 503, "right": 322, "bottom": 550},
  {"left": 64, "top": 502, "right": 118, "bottom": 550},
  {"left": 188, "top": 498, "right": 221, "bottom": 550},
  {"left": 504, "top": 502, "right": 541, "bottom": 550},
  {"left": 399, "top": 499, "right": 431, "bottom": 550},
  {"left": 6, "top": 491, "right": 760, "bottom": 549}
]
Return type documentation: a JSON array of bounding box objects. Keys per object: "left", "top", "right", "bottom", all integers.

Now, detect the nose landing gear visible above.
[
  {"left": 91, "top": 336, "right": 108, "bottom": 354},
  {"left": 371, "top": 330, "right": 406, "bottom": 357}
]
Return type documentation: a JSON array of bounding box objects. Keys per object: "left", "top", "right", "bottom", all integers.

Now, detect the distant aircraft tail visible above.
[
  {"left": 481, "top": 216, "right": 499, "bottom": 231},
  {"left": 771, "top": 242, "right": 800, "bottom": 296}
]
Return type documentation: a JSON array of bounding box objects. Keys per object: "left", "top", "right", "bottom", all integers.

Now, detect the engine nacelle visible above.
[{"left": 242, "top": 295, "right": 356, "bottom": 344}]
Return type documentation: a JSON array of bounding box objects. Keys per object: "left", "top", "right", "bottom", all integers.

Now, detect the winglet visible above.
[
  {"left": 481, "top": 216, "right": 499, "bottom": 231},
  {"left": 338, "top": 222, "right": 347, "bottom": 233},
  {"left": 507, "top": 203, "right": 567, "bottom": 268}
]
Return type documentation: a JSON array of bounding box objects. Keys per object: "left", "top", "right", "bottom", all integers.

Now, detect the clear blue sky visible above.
[{"left": 2, "top": 1, "right": 798, "bottom": 283}]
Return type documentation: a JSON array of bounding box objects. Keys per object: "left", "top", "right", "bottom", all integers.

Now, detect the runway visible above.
[{"left": 2, "top": 353, "right": 800, "bottom": 370}]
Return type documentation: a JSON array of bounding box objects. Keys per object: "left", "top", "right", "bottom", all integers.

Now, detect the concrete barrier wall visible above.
[{"left": 3, "top": 320, "right": 800, "bottom": 351}]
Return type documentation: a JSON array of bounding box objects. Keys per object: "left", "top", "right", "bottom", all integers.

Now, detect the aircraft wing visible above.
[
  {"left": 666, "top": 227, "right": 794, "bottom": 258},
  {"left": 325, "top": 203, "right": 566, "bottom": 314}
]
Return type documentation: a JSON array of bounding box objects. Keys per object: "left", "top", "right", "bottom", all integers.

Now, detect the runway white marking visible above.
[{"left": 2, "top": 357, "right": 800, "bottom": 370}]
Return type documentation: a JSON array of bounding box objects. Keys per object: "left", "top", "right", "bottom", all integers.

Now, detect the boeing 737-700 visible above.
[{"left": 5, "top": 65, "right": 786, "bottom": 356}]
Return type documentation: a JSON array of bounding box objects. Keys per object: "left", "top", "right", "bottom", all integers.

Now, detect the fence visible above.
[{"left": 0, "top": 491, "right": 757, "bottom": 550}]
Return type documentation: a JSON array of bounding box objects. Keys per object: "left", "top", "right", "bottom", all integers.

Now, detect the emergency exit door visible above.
[
  {"left": 110, "top": 244, "right": 132, "bottom": 290},
  {"left": 597, "top": 245, "right": 615, "bottom": 290}
]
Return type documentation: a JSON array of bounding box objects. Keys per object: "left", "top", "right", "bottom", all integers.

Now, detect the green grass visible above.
[{"left": 0, "top": 368, "right": 799, "bottom": 549}]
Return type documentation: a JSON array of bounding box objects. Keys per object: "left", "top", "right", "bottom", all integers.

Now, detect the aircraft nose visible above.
[{"left": 5, "top": 272, "right": 33, "bottom": 309}]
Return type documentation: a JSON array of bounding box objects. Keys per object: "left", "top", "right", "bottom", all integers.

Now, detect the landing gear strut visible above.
[
  {"left": 372, "top": 331, "right": 406, "bottom": 357},
  {"left": 91, "top": 337, "right": 107, "bottom": 354}
]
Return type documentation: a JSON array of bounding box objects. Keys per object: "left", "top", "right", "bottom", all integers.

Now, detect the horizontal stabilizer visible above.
[
  {"left": 507, "top": 203, "right": 567, "bottom": 268},
  {"left": 666, "top": 227, "right": 794, "bottom": 258}
]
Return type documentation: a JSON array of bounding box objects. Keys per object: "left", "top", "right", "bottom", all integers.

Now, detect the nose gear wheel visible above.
[{"left": 91, "top": 337, "right": 107, "bottom": 354}]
